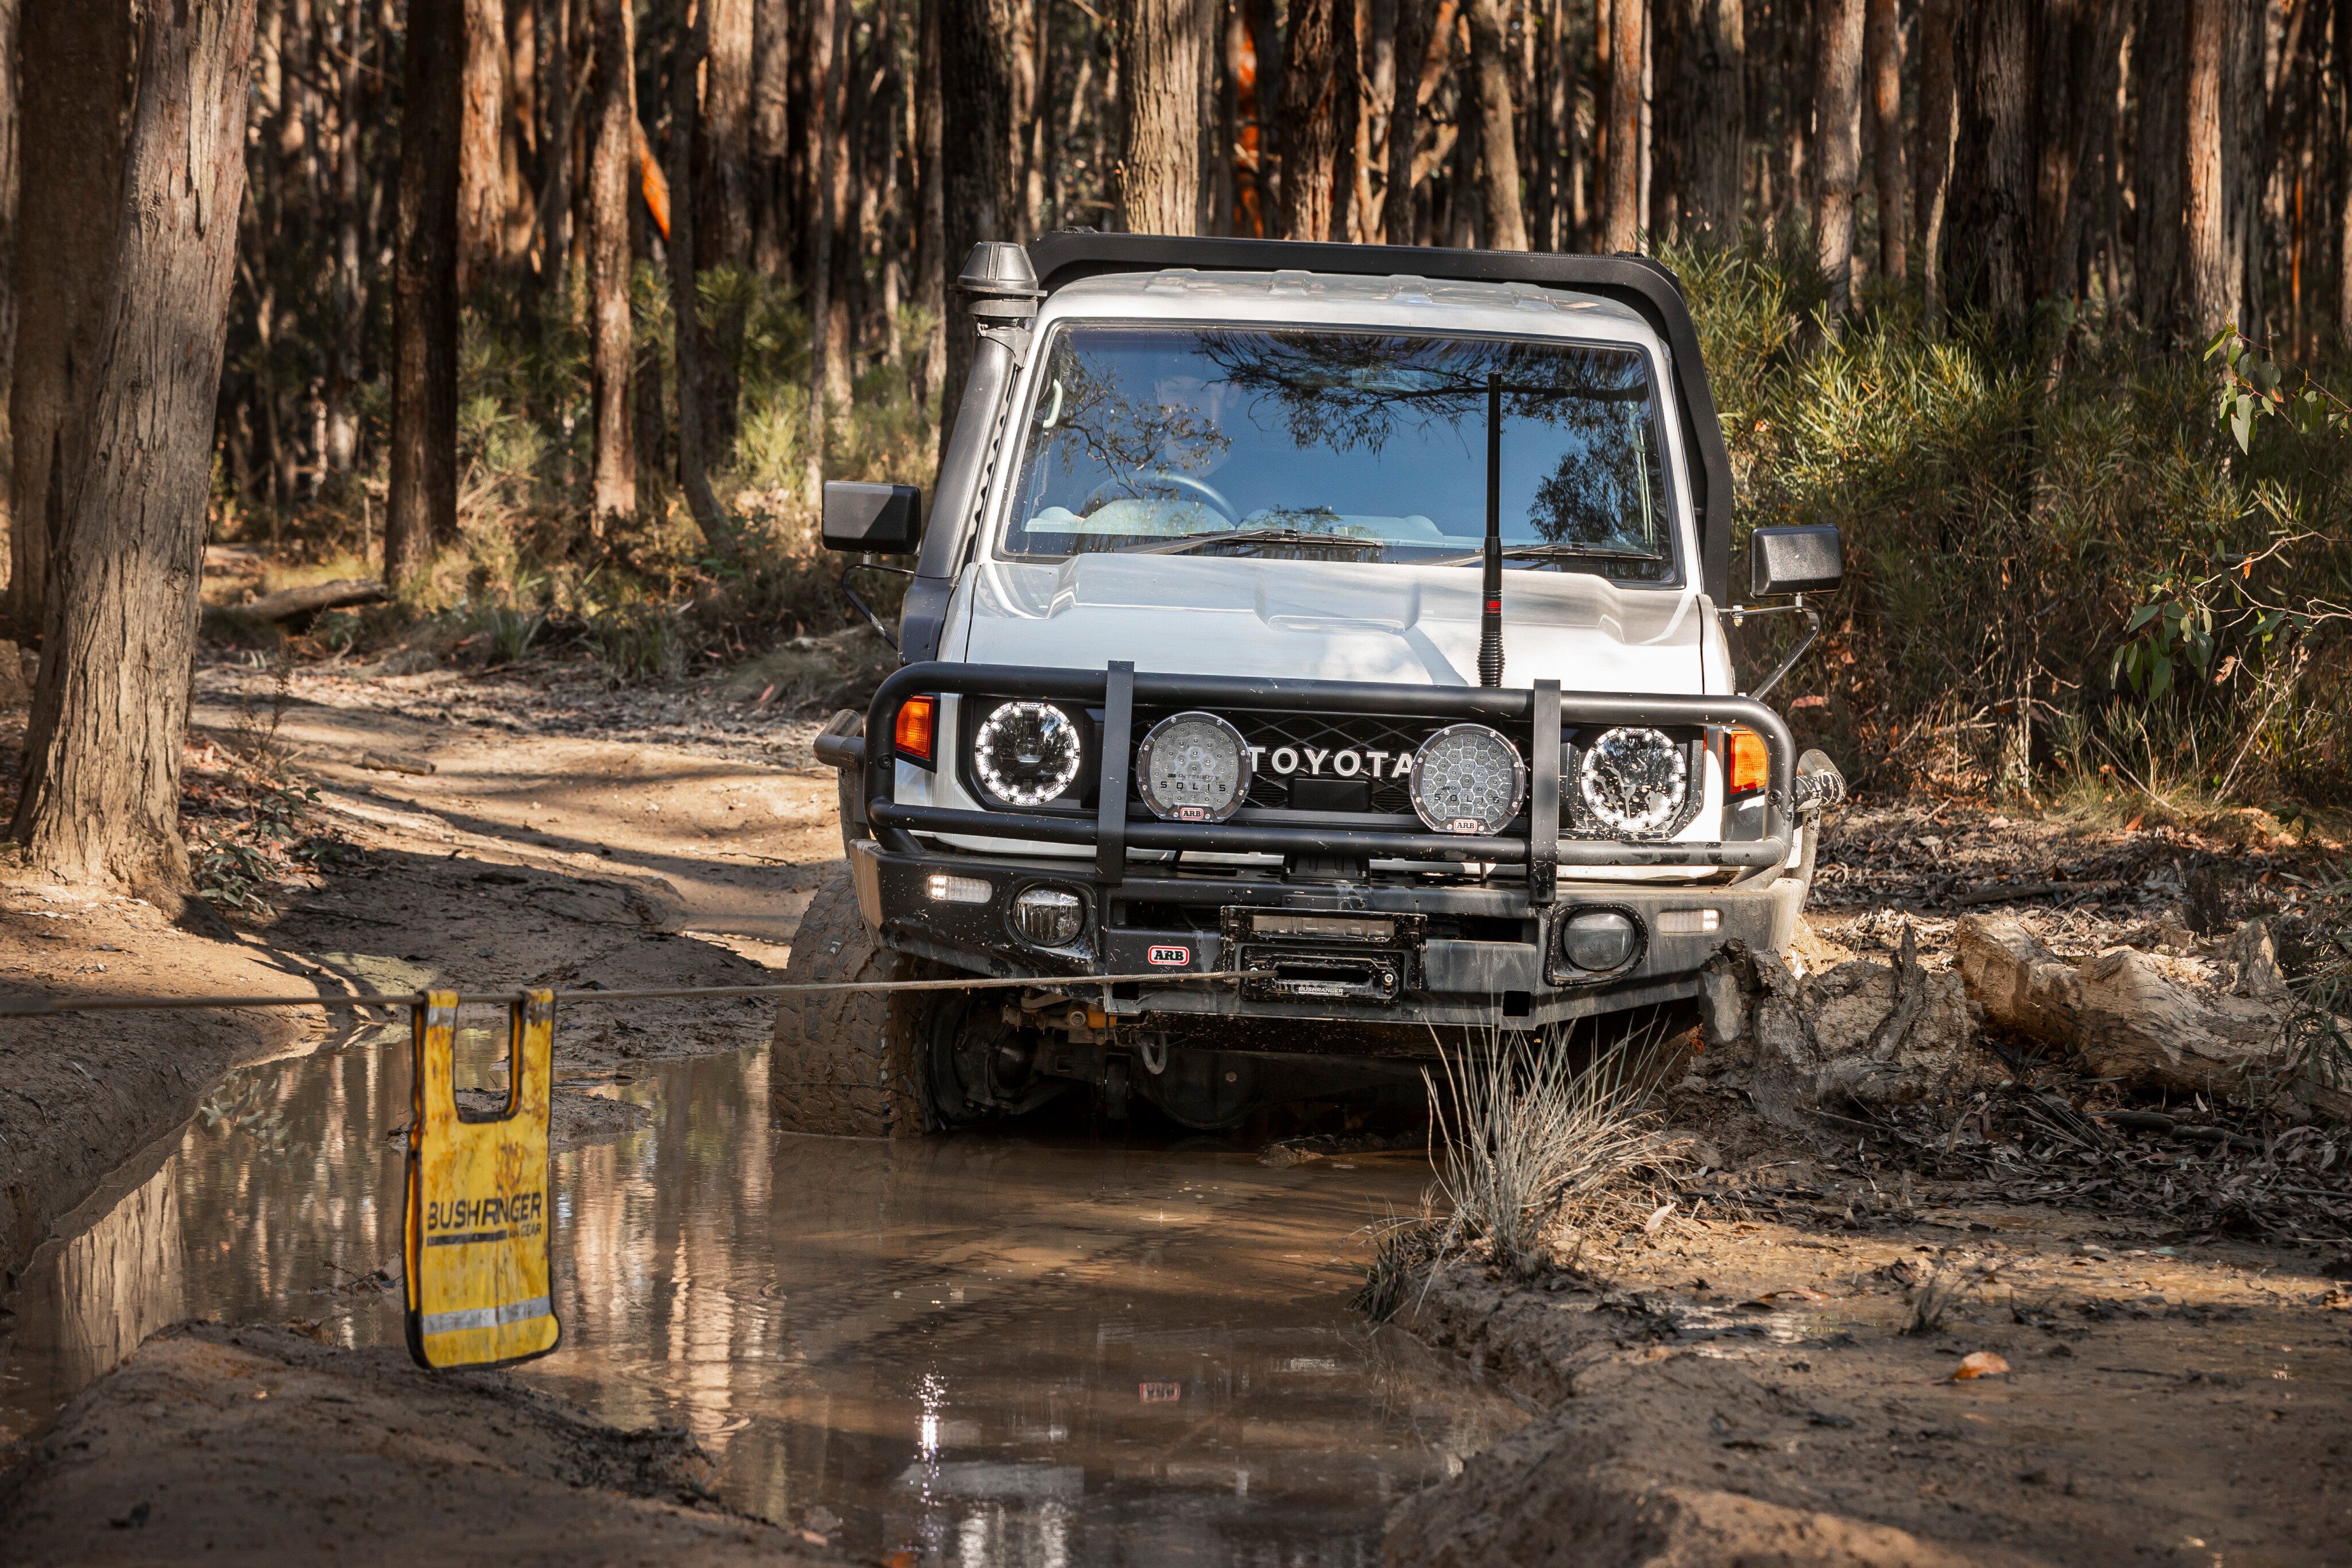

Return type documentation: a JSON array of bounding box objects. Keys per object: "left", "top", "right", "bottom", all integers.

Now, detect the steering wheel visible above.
[{"left": 1084, "top": 469, "right": 1239, "bottom": 525}]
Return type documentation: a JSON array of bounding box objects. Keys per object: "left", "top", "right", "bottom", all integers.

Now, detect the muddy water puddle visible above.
[{"left": 2, "top": 1028, "right": 1521, "bottom": 1564}]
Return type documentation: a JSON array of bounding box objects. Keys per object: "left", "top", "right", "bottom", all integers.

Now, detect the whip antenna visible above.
[{"left": 1478, "top": 373, "right": 1504, "bottom": 687}]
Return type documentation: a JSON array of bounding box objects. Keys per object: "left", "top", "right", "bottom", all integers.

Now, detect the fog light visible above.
[
  {"left": 926, "top": 873, "right": 992, "bottom": 904},
  {"left": 1558, "top": 909, "right": 1640, "bottom": 972},
  {"left": 1655, "top": 908, "right": 1719, "bottom": 935},
  {"left": 1011, "top": 886, "right": 1085, "bottom": 947}
]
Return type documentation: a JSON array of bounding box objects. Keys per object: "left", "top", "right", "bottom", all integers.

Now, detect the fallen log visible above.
[
  {"left": 1955, "top": 913, "right": 2346, "bottom": 1118},
  {"left": 226, "top": 578, "right": 389, "bottom": 625}
]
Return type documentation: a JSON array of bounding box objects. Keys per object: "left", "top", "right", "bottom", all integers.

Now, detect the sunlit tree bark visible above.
[
  {"left": 1278, "top": 0, "right": 1341, "bottom": 239},
  {"left": 1462, "top": 0, "right": 1525, "bottom": 249},
  {"left": 1119, "top": 0, "right": 1205, "bottom": 233},
  {"left": 1603, "top": 0, "right": 1641, "bottom": 251},
  {"left": 585, "top": 0, "right": 636, "bottom": 528},
  {"left": 1811, "top": 0, "right": 1864, "bottom": 316},
  {"left": 457, "top": 0, "right": 508, "bottom": 293},
  {"left": 2183, "top": 0, "right": 2229, "bottom": 330}
]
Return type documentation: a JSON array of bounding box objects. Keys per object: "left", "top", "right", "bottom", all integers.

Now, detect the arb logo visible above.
[{"left": 1147, "top": 945, "right": 1190, "bottom": 967}]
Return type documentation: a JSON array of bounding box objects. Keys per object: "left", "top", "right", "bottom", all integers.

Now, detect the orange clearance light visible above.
[
  {"left": 895, "top": 696, "right": 937, "bottom": 762},
  {"left": 1726, "top": 727, "right": 1769, "bottom": 796}
]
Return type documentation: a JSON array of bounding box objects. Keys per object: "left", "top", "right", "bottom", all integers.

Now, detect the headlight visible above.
[
  {"left": 973, "top": 700, "right": 1084, "bottom": 805},
  {"left": 1578, "top": 726, "right": 1688, "bottom": 835},
  {"left": 1409, "top": 724, "right": 1525, "bottom": 835},
  {"left": 1135, "top": 711, "right": 1252, "bottom": 822}
]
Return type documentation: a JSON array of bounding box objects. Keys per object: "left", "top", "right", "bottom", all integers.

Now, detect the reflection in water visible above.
[{"left": 1, "top": 1032, "right": 1519, "bottom": 1566}]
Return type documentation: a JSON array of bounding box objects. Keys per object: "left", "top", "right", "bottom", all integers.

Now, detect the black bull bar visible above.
[{"left": 846, "top": 661, "right": 1798, "bottom": 905}]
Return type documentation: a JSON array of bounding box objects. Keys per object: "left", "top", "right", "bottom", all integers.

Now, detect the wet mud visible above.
[{"left": 2, "top": 1029, "right": 1522, "bottom": 1563}]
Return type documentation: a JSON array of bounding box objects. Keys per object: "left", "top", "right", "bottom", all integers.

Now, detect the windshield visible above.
[{"left": 999, "top": 323, "right": 1680, "bottom": 583}]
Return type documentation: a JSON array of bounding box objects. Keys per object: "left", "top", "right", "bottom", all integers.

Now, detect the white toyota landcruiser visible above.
[{"left": 776, "top": 233, "right": 1845, "bottom": 1137}]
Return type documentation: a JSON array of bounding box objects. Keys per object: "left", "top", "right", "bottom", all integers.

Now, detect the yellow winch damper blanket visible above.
[{"left": 403, "top": 989, "right": 561, "bottom": 1369}]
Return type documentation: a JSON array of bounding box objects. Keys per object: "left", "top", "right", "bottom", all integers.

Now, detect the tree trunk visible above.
[
  {"left": 543, "top": 0, "right": 577, "bottom": 278},
  {"left": 327, "top": 0, "right": 366, "bottom": 476},
  {"left": 1946, "top": 0, "right": 2033, "bottom": 326},
  {"left": 2030, "top": 0, "right": 2129, "bottom": 304},
  {"left": 1119, "top": 0, "right": 1206, "bottom": 233},
  {"left": 1676, "top": 0, "right": 1742, "bottom": 242},
  {"left": 2341, "top": 0, "right": 2352, "bottom": 348},
  {"left": 2218, "top": 0, "right": 2259, "bottom": 336},
  {"left": 827, "top": 0, "right": 862, "bottom": 401},
  {"left": 1863, "top": 0, "right": 1903, "bottom": 281},
  {"left": 2183, "top": 0, "right": 2228, "bottom": 330},
  {"left": 9, "top": 0, "right": 132, "bottom": 642},
  {"left": 804, "top": 0, "right": 846, "bottom": 499},
  {"left": 390, "top": 0, "right": 463, "bottom": 583},
  {"left": 1383, "top": 0, "right": 1430, "bottom": 243},
  {"left": 1278, "top": 0, "right": 1340, "bottom": 239},
  {"left": 2134, "top": 0, "right": 2187, "bottom": 334},
  {"left": 750, "top": 0, "right": 790, "bottom": 276},
  {"left": 1646, "top": 0, "right": 1678, "bottom": 241},
  {"left": 0, "top": 0, "right": 22, "bottom": 609},
  {"left": 666, "top": 0, "right": 741, "bottom": 566},
  {"left": 1330, "top": 0, "right": 1362, "bottom": 241},
  {"left": 937, "top": 0, "right": 1021, "bottom": 454},
  {"left": 696, "top": 0, "right": 753, "bottom": 267},
  {"left": 458, "top": 0, "right": 508, "bottom": 294},
  {"left": 12, "top": 0, "right": 258, "bottom": 911},
  {"left": 583, "top": 0, "right": 635, "bottom": 528},
  {"left": 1811, "top": 0, "right": 1865, "bottom": 315},
  {"left": 1561, "top": 0, "right": 1583, "bottom": 247},
  {"left": 1529, "top": 0, "right": 1557, "bottom": 249},
  {"left": 912, "top": 0, "right": 945, "bottom": 401},
  {"left": 1254, "top": 0, "right": 1284, "bottom": 232},
  {"left": 1461, "top": 0, "right": 1525, "bottom": 249},
  {"left": 1604, "top": 0, "right": 1641, "bottom": 251}
]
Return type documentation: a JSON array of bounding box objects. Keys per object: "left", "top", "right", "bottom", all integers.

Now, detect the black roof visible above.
[{"left": 1023, "top": 233, "right": 1736, "bottom": 603}]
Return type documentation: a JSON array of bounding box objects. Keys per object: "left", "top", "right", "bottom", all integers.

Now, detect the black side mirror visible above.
[
  {"left": 822, "top": 482, "right": 924, "bottom": 554},
  {"left": 1749, "top": 524, "right": 1843, "bottom": 597}
]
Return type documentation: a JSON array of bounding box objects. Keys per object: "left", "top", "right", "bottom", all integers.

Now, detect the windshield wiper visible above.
[
  {"left": 1422, "top": 541, "right": 1666, "bottom": 568},
  {"left": 1110, "top": 526, "right": 1391, "bottom": 557}
]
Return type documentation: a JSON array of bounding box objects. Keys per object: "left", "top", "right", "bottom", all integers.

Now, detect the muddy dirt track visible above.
[{"left": 2, "top": 650, "right": 2351, "bottom": 1565}]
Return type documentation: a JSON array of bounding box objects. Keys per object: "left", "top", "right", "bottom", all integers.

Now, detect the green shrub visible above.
[{"left": 1666, "top": 230, "right": 2352, "bottom": 808}]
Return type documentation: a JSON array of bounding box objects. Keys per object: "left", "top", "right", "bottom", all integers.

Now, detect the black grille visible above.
[{"left": 1131, "top": 706, "right": 1535, "bottom": 819}]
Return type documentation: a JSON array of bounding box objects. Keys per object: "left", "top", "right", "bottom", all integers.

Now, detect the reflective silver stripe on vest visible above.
[{"left": 420, "top": 1296, "right": 552, "bottom": 1337}]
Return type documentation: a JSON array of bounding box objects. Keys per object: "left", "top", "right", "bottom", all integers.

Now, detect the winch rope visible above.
[{"left": 0, "top": 969, "right": 1271, "bottom": 1017}]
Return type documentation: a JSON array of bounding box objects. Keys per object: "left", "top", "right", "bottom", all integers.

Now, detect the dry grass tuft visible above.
[{"left": 1422, "top": 1015, "right": 1685, "bottom": 1280}]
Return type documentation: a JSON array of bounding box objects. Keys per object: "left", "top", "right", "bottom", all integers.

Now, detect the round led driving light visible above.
[
  {"left": 1136, "top": 711, "right": 1252, "bottom": 822},
  {"left": 973, "top": 700, "right": 1083, "bottom": 806},
  {"left": 1409, "top": 723, "right": 1526, "bottom": 835},
  {"left": 1558, "top": 909, "right": 1641, "bottom": 973},
  {"left": 1579, "top": 726, "right": 1689, "bottom": 835}
]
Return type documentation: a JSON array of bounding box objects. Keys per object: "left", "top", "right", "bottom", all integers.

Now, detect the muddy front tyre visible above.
[{"left": 771, "top": 862, "right": 938, "bottom": 1137}]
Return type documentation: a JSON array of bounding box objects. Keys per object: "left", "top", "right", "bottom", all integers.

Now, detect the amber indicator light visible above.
[
  {"left": 1726, "top": 727, "right": 1769, "bottom": 796},
  {"left": 895, "top": 696, "right": 937, "bottom": 762}
]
